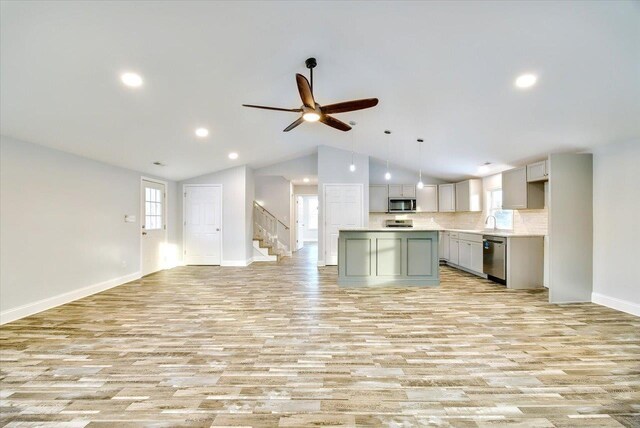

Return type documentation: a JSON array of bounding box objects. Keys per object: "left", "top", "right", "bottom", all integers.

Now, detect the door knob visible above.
[
  {"left": 142, "top": 232, "right": 147, "bottom": 235},
  {"left": 216, "top": 228, "right": 220, "bottom": 231}
]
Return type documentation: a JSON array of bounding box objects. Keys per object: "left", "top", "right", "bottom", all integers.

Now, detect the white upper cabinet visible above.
[
  {"left": 455, "top": 179, "right": 483, "bottom": 212},
  {"left": 369, "top": 185, "right": 389, "bottom": 213},
  {"left": 402, "top": 185, "right": 416, "bottom": 198},
  {"left": 502, "top": 166, "right": 545, "bottom": 209},
  {"left": 388, "top": 184, "right": 403, "bottom": 197},
  {"left": 389, "top": 184, "right": 415, "bottom": 198},
  {"left": 416, "top": 184, "right": 438, "bottom": 212},
  {"left": 438, "top": 184, "right": 456, "bottom": 212},
  {"left": 527, "top": 160, "right": 549, "bottom": 182}
]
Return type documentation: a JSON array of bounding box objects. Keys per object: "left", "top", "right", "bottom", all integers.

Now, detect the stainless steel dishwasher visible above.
[{"left": 483, "top": 235, "right": 507, "bottom": 284}]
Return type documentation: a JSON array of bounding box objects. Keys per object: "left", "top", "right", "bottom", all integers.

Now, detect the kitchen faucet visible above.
[{"left": 485, "top": 215, "right": 497, "bottom": 230}]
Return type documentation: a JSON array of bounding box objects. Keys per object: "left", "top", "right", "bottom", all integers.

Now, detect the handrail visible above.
[{"left": 253, "top": 201, "right": 290, "bottom": 230}]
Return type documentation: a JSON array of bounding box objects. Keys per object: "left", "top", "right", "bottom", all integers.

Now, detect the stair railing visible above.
[{"left": 253, "top": 201, "right": 290, "bottom": 254}]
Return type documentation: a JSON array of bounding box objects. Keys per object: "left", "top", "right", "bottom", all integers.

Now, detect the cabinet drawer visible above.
[{"left": 459, "top": 233, "right": 483, "bottom": 243}]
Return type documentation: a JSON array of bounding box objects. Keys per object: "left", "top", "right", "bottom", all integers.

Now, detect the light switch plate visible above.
[{"left": 124, "top": 215, "right": 136, "bottom": 223}]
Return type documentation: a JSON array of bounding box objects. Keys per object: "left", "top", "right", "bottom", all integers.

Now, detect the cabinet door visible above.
[
  {"left": 369, "top": 185, "right": 389, "bottom": 212},
  {"left": 527, "top": 161, "right": 547, "bottom": 182},
  {"left": 502, "top": 167, "right": 527, "bottom": 209},
  {"left": 416, "top": 185, "right": 438, "bottom": 212},
  {"left": 470, "top": 242, "right": 483, "bottom": 273},
  {"left": 455, "top": 181, "right": 470, "bottom": 212},
  {"left": 449, "top": 238, "right": 459, "bottom": 264},
  {"left": 438, "top": 184, "right": 455, "bottom": 212},
  {"left": 388, "top": 184, "right": 403, "bottom": 197},
  {"left": 402, "top": 184, "right": 416, "bottom": 198},
  {"left": 442, "top": 232, "right": 450, "bottom": 261},
  {"left": 459, "top": 241, "right": 471, "bottom": 269}
]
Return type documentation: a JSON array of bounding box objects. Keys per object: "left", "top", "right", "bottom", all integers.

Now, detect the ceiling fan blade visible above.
[
  {"left": 242, "top": 104, "right": 302, "bottom": 112},
  {"left": 296, "top": 73, "right": 315, "bottom": 108},
  {"left": 283, "top": 116, "right": 304, "bottom": 132},
  {"left": 321, "top": 98, "right": 379, "bottom": 114},
  {"left": 320, "top": 115, "right": 352, "bottom": 132}
]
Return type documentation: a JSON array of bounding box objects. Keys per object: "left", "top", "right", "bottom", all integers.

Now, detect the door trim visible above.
[
  {"left": 140, "top": 176, "right": 168, "bottom": 276},
  {"left": 322, "top": 183, "right": 364, "bottom": 264},
  {"left": 182, "top": 184, "right": 223, "bottom": 266}
]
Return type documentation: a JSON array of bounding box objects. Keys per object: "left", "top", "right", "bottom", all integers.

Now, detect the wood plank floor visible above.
[{"left": 1, "top": 244, "right": 639, "bottom": 427}]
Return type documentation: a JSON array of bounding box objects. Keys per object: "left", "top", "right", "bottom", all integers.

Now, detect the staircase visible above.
[{"left": 252, "top": 201, "right": 290, "bottom": 262}]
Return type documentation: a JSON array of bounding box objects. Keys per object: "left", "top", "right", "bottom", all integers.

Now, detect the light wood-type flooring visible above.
[{"left": 1, "top": 244, "right": 639, "bottom": 427}]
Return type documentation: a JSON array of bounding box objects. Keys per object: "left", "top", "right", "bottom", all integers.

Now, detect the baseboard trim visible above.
[
  {"left": 0, "top": 271, "right": 142, "bottom": 325},
  {"left": 221, "top": 259, "right": 253, "bottom": 267},
  {"left": 317, "top": 260, "right": 325, "bottom": 267},
  {"left": 592, "top": 292, "right": 640, "bottom": 317}
]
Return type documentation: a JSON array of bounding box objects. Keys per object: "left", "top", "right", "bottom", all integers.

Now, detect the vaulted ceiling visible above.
[{"left": 1, "top": 1, "right": 638, "bottom": 181}]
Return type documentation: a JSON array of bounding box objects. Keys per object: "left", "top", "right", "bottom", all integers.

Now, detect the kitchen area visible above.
[{"left": 338, "top": 158, "right": 550, "bottom": 289}]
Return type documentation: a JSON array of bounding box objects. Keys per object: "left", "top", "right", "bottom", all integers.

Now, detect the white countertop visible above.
[{"left": 339, "top": 227, "right": 545, "bottom": 238}]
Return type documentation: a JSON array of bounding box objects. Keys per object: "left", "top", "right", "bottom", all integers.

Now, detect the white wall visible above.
[
  {"left": 245, "top": 167, "right": 255, "bottom": 259},
  {"left": 317, "top": 145, "right": 369, "bottom": 264},
  {"left": 369, "top": 157, "right": 446, "bottom": 185},
  {"left": 592, "top": 141, "right": 640, "bottom": 316},
  {"left": 255, "top": 175, "right": 292, "bottom": 248},
  {"left": 179, "top": 165, "right": 254, "bottom": 265},
  {"left": 0, "top": 136, "right": 180, "bottom": 322},
  {"left": 255, "top": 153, "right": 317, "bottom": 179}
]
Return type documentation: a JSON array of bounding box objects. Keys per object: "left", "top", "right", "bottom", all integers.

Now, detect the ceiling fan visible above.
[{"left": 242, "top": 58, "right": 379, "bottom": 132}]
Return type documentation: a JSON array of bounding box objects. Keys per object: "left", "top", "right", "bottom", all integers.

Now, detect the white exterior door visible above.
[
  {"left": 324, "top": 184, "right": 363, "bottom": 265},
  {"left": 141, "top": 179, "right": 167, "bottom": 276},
  {"left": 184, "top": 185, "right": 222, "bottom": 265},
  {"left": 295, "top": 196, "right": 304, "bottom": 251}
]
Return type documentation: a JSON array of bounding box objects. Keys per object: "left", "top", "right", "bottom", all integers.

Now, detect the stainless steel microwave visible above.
[{"left": 388, "top": 198, "right": 416, "bottom": 213}]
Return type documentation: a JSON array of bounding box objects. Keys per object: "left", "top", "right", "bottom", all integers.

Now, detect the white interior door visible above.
[
  {"left": 141, "top": 179, "right": 167, "bottom": 276},
  {"left": 324, "top": 184, "right": 363, "bottom": 265},
  {"left": 295, "top": 196, "right": 304, "bottom": 251},
  {"left": 184, "top": 185, "right": 222, "bottom": 265}
]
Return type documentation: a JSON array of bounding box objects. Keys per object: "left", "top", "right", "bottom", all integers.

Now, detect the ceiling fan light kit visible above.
[{"left": 243, "top": 58, "right": 379, "bottom": 132}]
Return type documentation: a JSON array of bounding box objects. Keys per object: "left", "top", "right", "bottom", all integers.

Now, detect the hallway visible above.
[{"left": 1, "top": 247, "right": 639, "bottom": 426}]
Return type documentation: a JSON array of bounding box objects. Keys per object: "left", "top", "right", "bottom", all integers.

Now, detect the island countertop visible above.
[{"left": 339, "top": 227, "right": 545, "bottom": 238}]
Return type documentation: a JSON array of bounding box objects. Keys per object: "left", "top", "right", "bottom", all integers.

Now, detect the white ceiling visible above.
[{"left": 1, "top": 1, "right": 639, "bottom": 181}]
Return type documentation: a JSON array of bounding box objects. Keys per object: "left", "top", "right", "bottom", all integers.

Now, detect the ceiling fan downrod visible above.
[{"left": 305, "top": 57, "right": 317, "bottom": 95}]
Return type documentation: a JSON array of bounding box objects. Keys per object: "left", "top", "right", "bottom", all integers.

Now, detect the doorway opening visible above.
[{"left": 295, "top": 195, "right": 318, "bottom": 251}]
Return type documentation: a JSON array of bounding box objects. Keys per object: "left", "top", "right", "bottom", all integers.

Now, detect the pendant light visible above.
[
  {"left": 384, "top": 130, "right": 391, "bottom": 180},
  {"left": 417, "top": 138, "right": 424, "bottom": 189},
  {"left": 349, "top": 121, "right": 357, "bottom": 172}
]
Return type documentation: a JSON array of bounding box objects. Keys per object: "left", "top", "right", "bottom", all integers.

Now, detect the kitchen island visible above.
[{"left": 338, "top": 228, "right": 439, "bottom": 287}]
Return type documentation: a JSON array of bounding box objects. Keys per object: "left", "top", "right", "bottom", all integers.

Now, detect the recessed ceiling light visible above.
[
  {"left": 228, "top": 152, "right": 238, "bottom": 160},
  {"left": 195, "top": 127, "right": 209, "bottom": 138},
  {"left": 121, "top": 72, "right": 143, "bottom": 88},
  {"left": 514, "top": 73, "right": 537, "bottom": 89},
  {"left": 303, "top": 177, "right": 310, "bottom": 183},
  {"left": 385, "top": 171, "right": 391, "bottom": 181}
]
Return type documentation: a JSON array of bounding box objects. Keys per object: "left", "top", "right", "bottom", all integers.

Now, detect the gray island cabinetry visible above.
[{"left": 337, "top": 229, "right": 440, "bottom": 287}]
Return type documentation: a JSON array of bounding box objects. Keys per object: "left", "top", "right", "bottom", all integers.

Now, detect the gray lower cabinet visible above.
[
  {"left": 338, "top": 230, "right": 440, "bottom": 286},
  {"left": 449, "top": 237, "right": 459, "bottom": 265},
  {"left": 442, "top": 231, "right": 450, "bottom": 261}
]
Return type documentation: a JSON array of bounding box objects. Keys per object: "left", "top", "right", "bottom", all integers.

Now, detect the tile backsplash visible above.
[{"left": 370, "top": 208, "right": 548, "bottom": 235}]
